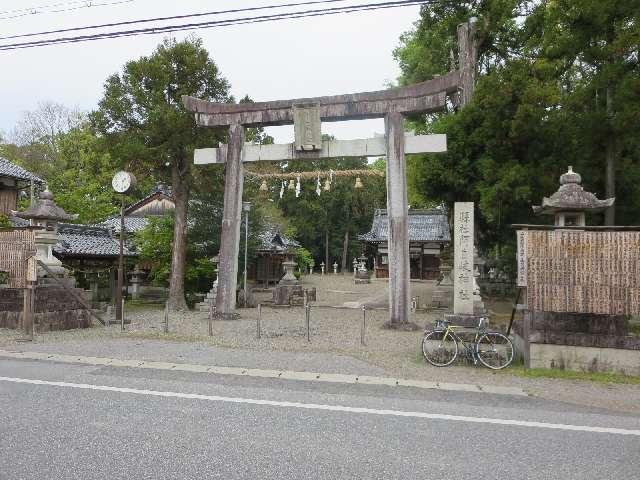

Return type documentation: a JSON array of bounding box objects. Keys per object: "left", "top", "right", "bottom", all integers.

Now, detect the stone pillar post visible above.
[
  {"left": 216, "top": 122, "right": 245, "bottom": 319},
  {"left": 385, "top": 111, "right": 410, "bottom": 325}
]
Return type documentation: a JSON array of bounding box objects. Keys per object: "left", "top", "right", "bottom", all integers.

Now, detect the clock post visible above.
[{"left": 111, "top": 171, "right": 136, "bottom": 328}]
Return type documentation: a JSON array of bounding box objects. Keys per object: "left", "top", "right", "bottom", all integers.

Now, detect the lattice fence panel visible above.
[
  {"left": 524, "top": 230, "right": 640, "bottom": 315},
  {"left": 0, "top": 230, "right": 35, "bottom": 288}
]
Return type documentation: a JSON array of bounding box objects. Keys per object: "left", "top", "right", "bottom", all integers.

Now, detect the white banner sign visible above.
[{"left": 516, "top": 230, "right": 528, "bottom": 287}]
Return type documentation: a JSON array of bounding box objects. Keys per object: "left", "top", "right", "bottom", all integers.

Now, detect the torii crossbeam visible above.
[{"left": 184, "top": 20, "right": 478, "bottom": 324}]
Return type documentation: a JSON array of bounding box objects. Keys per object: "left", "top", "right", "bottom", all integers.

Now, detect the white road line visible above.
[{"left": 1, "top": 376, "right": 638, "bottom": 436}]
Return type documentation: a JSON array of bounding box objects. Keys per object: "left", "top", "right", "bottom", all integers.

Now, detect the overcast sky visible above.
[{"left": 0, "top": 0, "right": 421, "bottom": 143}]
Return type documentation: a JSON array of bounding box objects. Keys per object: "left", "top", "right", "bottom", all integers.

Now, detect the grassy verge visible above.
[{"left": 507, "top": 366, "right": 640, "bottom": 385}]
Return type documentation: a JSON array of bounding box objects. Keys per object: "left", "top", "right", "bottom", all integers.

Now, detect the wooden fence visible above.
[
  {"left": 0, "top": 229, "right": 35, "bottom": 288},
  {"left": 520, "top": 230, "right": 640, "bottom": 315}
]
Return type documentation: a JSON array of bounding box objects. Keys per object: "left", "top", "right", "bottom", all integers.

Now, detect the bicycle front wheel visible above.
[
  {"left": 476, "top": 332, "right": 514, "bottom": 370},
  {"left": 422, "top": 330, "right": 458, "bottom": 367}
]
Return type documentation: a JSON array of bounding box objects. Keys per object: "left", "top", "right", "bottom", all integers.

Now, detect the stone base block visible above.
[
  {"left": 527, "top": 341, "right": 640, "bottom": 376},
  {"left": 273, "top": 285, "right": 302, "bottom": 305}
]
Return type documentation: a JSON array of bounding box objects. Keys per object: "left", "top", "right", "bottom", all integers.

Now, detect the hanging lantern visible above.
[
  {"left": 259, "top": 179, "right": 268, "bottom": 191},
  {"left": 323, "top": 178, "right": 331, "bottom": 191},
  {"left": 288, "top": 179, "right": 296, "bottom": 190},
  {"left": 354, "top": 177, "right": 363, "bottom": 189}
]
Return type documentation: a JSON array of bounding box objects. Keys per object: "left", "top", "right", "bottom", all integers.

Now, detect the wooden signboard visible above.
[{"left": 519, "top": 230, "right": 640, "bottom": 315}]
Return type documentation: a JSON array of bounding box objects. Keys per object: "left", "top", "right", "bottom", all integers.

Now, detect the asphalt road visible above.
[{"left": 1, "top": 358, "right": 638, "bottom": 479}]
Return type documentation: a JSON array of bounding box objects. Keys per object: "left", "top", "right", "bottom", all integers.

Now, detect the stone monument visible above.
[
  {"left": 443, "top": 202, "right": 486, "bottom": 326},
  {"left": 453, "top": 202, "right": 474, "bottom": 314}
]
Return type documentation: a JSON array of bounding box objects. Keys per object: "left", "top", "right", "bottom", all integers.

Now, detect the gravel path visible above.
[{"left": 1, "top": 275, "right": 639, "bottom": 414}]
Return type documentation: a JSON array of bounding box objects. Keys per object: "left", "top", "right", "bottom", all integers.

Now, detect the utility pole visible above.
[{"left": 242, "top": 201, "right": 251, "bottom": 308}]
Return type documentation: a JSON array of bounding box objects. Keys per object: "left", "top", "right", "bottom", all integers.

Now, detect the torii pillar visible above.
[{"left": 184, "top": 19, "right": 478, "bottom": 323}]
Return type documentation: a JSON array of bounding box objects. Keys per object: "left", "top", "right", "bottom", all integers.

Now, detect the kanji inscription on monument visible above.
[
  {"left": 516, "top": 229, "right": 527, "bottom": 287},
  {"left": 454, "top": 202, "right": 474, "bottom": 314},
  {"left": 293, "top": 105, "right": 321, "bottom": 151}
]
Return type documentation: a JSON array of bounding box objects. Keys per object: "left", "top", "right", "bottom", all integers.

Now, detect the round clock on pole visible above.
[
  {"left": 111, "top": 170, "right": 135, "bottom": 327},
  {"left": 112, "top": 171, "right": 136, "bottom": 194}
]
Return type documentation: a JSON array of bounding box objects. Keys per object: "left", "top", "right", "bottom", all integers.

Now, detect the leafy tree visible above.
[
  {"left": 135, "top": 216, "right": 174, "bottom": 285},
  {"left": 273, "top": 153, "right": 386, "bottom": 271},
  {"left": 46, "top": 127, "right": 121, "bottom": 223},
  {"left": 528, "top": 0, "right": 640, "bottom": 224},
  {"left": 92, "top": 37, "right": 231, "bottom": 310},
  {"left": 394, "top": 0, "right": 640, "bottom": 265}
]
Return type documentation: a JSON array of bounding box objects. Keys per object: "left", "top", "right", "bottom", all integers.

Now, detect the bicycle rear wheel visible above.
[
  {"left": 422, "top": 330, "right": 458, "bottom": 367},
  {"left": 476, "top": 332, "right": 514, "bottom": 370}
]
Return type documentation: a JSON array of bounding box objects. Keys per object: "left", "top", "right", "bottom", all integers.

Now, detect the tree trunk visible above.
[
  {"left": 341, "top": 228, "right": 349, "bottom": 274},
  {"left": 167, "top": 163, "right": 189, "bottom": 311},
  {"left": 604, "top": 83, "right": 615, "bottom": 226}
]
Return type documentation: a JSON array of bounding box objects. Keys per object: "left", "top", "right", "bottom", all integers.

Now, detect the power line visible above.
[
  {"left": 0, "top": 0, "right": 97, "bottom": 15},
  {"left": 0, "top": 0, "right": 357, "bottom": 40},
  {"left": 0, "top": 0, "right": 135, "bottom": 21},
  {"left": 0, "top": 0, "right": 433, "bottom": 51}
]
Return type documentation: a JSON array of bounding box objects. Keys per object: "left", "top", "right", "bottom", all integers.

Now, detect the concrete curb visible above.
[{"left": 0, "top": 349, "right": 528, "bottom": 397}]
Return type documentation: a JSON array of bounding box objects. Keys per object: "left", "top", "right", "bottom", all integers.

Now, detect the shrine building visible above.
[{"left": 359, "top": 207, "right": 450, "bottom": 280}]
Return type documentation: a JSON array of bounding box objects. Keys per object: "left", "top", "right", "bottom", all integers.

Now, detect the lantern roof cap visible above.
[
  {"left": 14, "top": 188, "right": 78, "bottom": 222},
  {"left": 532, "top": 166, "right": 615, "bottom": 215}
]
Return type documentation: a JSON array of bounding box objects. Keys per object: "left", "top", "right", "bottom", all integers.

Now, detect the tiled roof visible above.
[
  {"left": 8, "top": 216, "right": 29, "bottom": 228},
  {"left": 55, "top": 223, "right": 135, "bottom": 258},
  {"left": 258, "top": 225, "right": 300, "bottom": 253},
  {"left": 0, "top": 157, "right": 44, "bottom": 184},
  {"left": 359, "top": 208, "right": 450, "bottom": 243},
  {"left": 98, "top": 216, "right": 149, "bottom": 233},
  {"left": 124, "top": 183, "right": 174, "bottom": 216}
]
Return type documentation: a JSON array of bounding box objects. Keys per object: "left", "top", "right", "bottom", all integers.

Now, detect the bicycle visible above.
[{"left": 422, "top": 317, "right": 515, "bottom": 370}]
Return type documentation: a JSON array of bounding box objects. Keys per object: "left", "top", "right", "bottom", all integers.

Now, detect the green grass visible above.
[
  {"left": 629, "top": 322, "right": 640, "bottom": 336},
  {"left": 507, "top": 366, "right": 640, "bottom": 385}
]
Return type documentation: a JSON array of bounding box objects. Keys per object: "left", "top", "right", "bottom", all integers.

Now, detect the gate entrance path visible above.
[{"left": 184, "top": 20, "right": 478, "bottom": 325}]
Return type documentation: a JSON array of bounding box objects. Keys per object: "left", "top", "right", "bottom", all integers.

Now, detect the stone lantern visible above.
[
  {"left": 355, "top": 254, "right": 371, "bottom": 284},
  {"left": 533, "top": 166, "right": 615, "bottom": 227},
  {"left": 129, "top": 266, "right": 145, "bottom": 300},
  {"left": 14, "top": 188, "right": 78, "bottom": 282},
  {"left": 197, "top": 254, "right": 220, "bottom": 313},
  {"left": 279, "top": 252, "right": 299, "bottom": 286}
]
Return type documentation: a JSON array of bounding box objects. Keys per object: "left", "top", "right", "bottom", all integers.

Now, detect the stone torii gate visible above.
[{"left": 184, "top": 20, "right": 478, "bottom": 323}]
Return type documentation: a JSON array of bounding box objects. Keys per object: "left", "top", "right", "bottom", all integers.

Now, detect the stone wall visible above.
[
  {"left": 513, "top": 311, "right": 640, "bottom": 374},
  {"left": 0, "top": 286, "right": 91, "bottom": 332},
  {"left": 513, "top": 311, "right": 640, "bottom": 350},
  {"left": 528, "top": 342, "right": 640, "bottom": 376}
]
